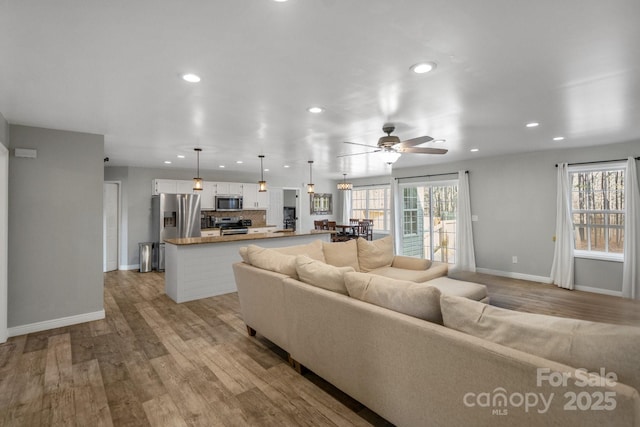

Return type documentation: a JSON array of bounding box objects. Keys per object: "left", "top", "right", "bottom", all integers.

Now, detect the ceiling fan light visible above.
[{"left": 380, "top": 151, "right": 401, "bottom": 164}]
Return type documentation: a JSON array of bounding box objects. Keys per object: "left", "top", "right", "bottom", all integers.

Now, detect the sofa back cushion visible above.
[
  {"left": 441, "top": 294, "right": 640, "bottom": 393},
  {"left": 344, "top": 272, "right": 443, "bottom": 324},
  {"left": 295, "top": 255, "right": 354, "bottom": 294},
  {"left": 273, "top": 239, "right": 326, "bottom": 262},
  {"left": 322, "top": 239, "right": 360, "bottom": 271},
  {"left": 356, "top": 236, "right": 394, "bottom": 272},
  {"left": 246, "top": 244, "right": 298, "bottom": 278}
]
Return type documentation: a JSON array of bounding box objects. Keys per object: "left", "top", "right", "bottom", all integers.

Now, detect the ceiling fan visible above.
[{"left": 338, "top": 124, "right": 447, "bottom": 163}]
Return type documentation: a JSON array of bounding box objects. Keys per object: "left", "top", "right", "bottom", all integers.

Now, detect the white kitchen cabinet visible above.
[
  {"left": 248, "top": 226, "right": 277, "bottom": 234},
  {"left": 152, "top": 179, "right": 178, "bottom": 195},
  {"left": 200, "top": 181, "right": 216, "bottom": 210},
  {"left": 201, "top": 229, "right": 220, "bottom": 237},
  {"left": 242, "top": 183, "right": 269, "bottom": 210},
  {"left": 215, "top": 182, "right": 243, "bottom": 195},
  {"left": 176, "top": 180, "right": 196, "bottom": 194}
]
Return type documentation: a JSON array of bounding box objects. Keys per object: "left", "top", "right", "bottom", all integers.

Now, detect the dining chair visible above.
[
  {"left": 314, "top": 220, "right": 325, "bottom": 230},
  {"left": 358, "top": 220, "right": 372, "bottom": 240}
]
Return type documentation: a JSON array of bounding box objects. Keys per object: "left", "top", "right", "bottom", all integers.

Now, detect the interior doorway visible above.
[
  {"left": 103, "top": 182, "right": 120, "bottom": 272},
  {"left": 283, "top": 188, "right": 300, "bottom": 231},
  {"left": 0, "top": 143, "right": 7, "bottom": 343}
]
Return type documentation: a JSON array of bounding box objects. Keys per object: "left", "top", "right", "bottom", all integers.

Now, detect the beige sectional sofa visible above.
[{"left": 233, "top": 238, "right": 640, "bottom": 427}]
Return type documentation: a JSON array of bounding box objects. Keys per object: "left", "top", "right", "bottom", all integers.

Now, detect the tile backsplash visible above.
[{"left": 202, "top": 210, "right": 268, "bottom": 227}]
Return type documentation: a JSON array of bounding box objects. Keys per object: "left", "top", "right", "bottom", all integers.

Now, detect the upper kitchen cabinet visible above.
[
  {"left": 176, "top": 180, "right": 196, "bottom": 194},
  {"left": 200, "top": 181, "right": 216, "bottom": 210},
  {"left": 214, "top": 182, "right": 243, "bottom": 195},
  {"left": 243, "top": 183, "right": 269, "bottom": 210},
  {"left": 152, "top": 179, "right": 178, "bottom": 195}
]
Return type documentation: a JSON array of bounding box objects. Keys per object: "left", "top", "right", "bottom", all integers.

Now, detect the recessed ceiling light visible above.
[
  {"left": 182, "top": 73, "right": 201, "bottom": 83},
  {"left": 526, "top": 122, "right": 539, "bottom": 128},
  {"left": 273, "top": 0, "right": 288, "bottom": 2},
  {"left": 219, "top": 165, "right": 225, "bottom": 168},
  {"left": 177, "top": 154, "right": 185, "bottom": 159},
  {"left": 164, "top": 160, "right": 172, "bottom": 164},
  {"left": 433, "top": 139, "right": 446, "bottom": 143},
  {"left": 284, "top": 165, "right": 290, "bottom": 168},
  {"left": 410, "top": 62, "right": 437, "bottom": 74},
  {"left": 307, "top": 106, "right": 324, "bottom": 114},
  {"left": 264, "top": 168, "right": 270, "bottom": 172},
  {"left": 470, "top": 148, "right": 479, "bottom": 152},
  {"left": 236, "top": 160, "right": 243, "bottom": 164},
  {"left": 553, "top": 136, "right": 565, "bottom": 141}
]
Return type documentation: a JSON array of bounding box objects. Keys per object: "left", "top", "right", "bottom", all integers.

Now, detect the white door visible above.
[
  {"left": 0, "top": 143, "right": 8, "bottom": 343},
  {"left": 267, "top": 187, "right": 283, "bottom": 228},
  {"left": 103, "top": 183, "right": 119, "bottom": 272}
]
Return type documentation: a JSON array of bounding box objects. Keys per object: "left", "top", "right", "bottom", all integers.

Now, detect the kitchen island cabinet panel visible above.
[{"left": 164, "top": 231, "right": 331, "bottom": 303}]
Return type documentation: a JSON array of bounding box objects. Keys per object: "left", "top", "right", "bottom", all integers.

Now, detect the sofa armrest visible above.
[{"left": 391, "top": 255, "right": 432, "bottom": 271}]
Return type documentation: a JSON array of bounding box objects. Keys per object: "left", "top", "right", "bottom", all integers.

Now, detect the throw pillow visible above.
[
  {"left": 441, "top": 294, "right": 640, "bottom": 393},
  {"left": 274, "top": 239, "right": 326, "bottom": 262},
  {"left": 322, "top": 239, "right": 360, "bottom": 271},
  {"left": 295, "top": 255, "right": 354, "bottom": 294},
  {"left": 356, "top": 236, "right": 394, "bottom": 272},
  {"left": 344, "top": 272, "right": 443, "bottom": 324},
  {"left": 238, "top": 246, "right": 250, "bottom": 263},
  {"left": 246, "top": 245, "right": 298, "bottom": 278}
]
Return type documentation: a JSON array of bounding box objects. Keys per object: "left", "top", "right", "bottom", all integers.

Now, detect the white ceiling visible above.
[{"left": 1, "top": 0, "right": 639, "bottom": 179}]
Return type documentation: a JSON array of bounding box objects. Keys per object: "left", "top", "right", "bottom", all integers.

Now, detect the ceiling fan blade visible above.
[
  {"left": 344, "top": 141, "right": 379, "bottom": 149},
  {"left": 396, "top": 147, "right": 448, "bottom": 155},
  {"left": 337, "top": 149, "right": 381, "bottom": 158},
  {"left": 396, "top": 135, "right": 434, "bottom": 148}
]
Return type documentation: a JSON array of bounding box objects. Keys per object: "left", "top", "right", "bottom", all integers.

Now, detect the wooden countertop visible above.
[{"left": 164, "top": 230, "right": 330, "bottom": 246}]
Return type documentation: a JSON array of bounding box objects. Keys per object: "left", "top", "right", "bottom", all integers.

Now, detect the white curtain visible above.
[
  {"left": 622, "top": 157, "right": 640, "bottom": 299},
  {"left": 550, "top": 163, "right": 575, "bottom": 289},
  {"left": 341, "top": 190, "right": 352, "bottom": 225},
  {"left": 452, "top": 171, "right": 476, "bottom": 272},
  {"left": 390, "top": 177, "right": 402, "bottom": 255}
]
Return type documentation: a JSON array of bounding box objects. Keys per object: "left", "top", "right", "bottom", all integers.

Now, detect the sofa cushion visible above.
[
  {"left": 344, "top": 272, "right": 443, "bottom": 324},
  {"left": 295, "top": 255, "right": 354, "bottom": 295},
  {"left": 322, "top": 239, "right": 360, "bottom": 271},
  {"left": 356, "top": 236, "right": 394, "bottom": 272},
  {"left": 274, "top": 239, "right": 326, "bottom": 262},
  {"left": 246, "top": 245, "right": 298, "bottom": 278},
  {"left": 441, "top": 294, "right": 640, "bottom": 393},
  {"left": 427, "top": 276, "right": 488, "bottom": 301},
  {"left": 391, "top": 255, "right": 432, "bottom": 270},
  {"left": 369, "top": 262, "right": 448, "bottom": 283}
]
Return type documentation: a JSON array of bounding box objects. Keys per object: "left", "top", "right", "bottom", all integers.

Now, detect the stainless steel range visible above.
[{"left": 213, "top": 217, "right": 250, "bottom": 235}]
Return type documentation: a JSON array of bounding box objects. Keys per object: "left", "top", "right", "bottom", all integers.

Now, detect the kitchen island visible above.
[{"left": 164, "top": 230, "right": 332, "bottom": 303}]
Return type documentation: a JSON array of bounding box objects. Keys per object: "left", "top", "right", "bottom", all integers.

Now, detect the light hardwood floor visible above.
[{"left": 1, "top": 270, "right": 639, "bottom": 426}]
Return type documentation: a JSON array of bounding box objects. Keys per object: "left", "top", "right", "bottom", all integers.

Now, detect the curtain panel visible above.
[
  {"left": 622, "top": 157, "right": 640, "bottom": 299},
  {"left": 452, "top": 170, "right": 476, "bottom": 272},
  {"left": 550, "top": 163, "right": 575, "bottom": 289}
]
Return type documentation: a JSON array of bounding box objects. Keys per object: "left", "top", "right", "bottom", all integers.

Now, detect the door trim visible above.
[
  {"left": 103, "top": 181, "right": 121, "bottom": 272},
  {"left": 0, "top": 143, "right": 8, "bottom": 343}
]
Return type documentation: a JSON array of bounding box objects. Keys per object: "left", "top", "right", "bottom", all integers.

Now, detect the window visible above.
[
  {"left": 399, "top": 181, "right": 458, "bottom": 263},
  {"left": 350, "top": 186, "right": 391, "bottom": 232},
  {"left": 569, "top": 163, "right": 626, "bottom": 261}
]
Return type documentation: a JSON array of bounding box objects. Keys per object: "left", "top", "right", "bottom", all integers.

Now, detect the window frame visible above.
[
  {"left": 568, "top": 162, "right": 626, "bottom": 263},
  {"left": 350, "top": 185, "right": 391, "bottom": 233}
]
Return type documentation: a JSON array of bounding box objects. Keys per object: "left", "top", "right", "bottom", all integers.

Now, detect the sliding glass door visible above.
[{"left": 399, "top": 181, "right": 458, "bottom": 263}]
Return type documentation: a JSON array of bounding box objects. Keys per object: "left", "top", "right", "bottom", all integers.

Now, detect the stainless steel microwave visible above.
[{"left": 215, "top": 195, "right": 243, "bottom": 211}]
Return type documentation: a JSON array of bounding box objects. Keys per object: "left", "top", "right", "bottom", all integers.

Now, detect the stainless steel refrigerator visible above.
[{"left": 152, "top": 193, "right": 201, "bottom": 270}]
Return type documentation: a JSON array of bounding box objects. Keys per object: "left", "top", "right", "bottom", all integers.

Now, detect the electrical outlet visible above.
[{"left": 512, "top": 256, "right": 518, "bottom": 264}]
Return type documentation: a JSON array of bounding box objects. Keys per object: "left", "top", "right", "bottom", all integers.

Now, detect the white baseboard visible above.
[
  {"left": 476, "top": 268, "right": 550, "bottom": 284},
  {"left": 7, "top": 310, "right": 106, "bottom": 338},
  {"left": 476, "top": 268, "right": 624, "bottom": 297},
  {"left": 574, "top": 286, "right": 623, "bottom": 297}
]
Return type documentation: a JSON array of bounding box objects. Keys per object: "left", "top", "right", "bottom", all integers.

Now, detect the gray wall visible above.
[
  {"left": 105, "top": 166, "right": 338, "bottom": 267},
  {"left": 0, "top": 112, "right": 8, "bottom": 147},
  {"left": 8, "top": 125, "right": 104, "bottom": 328},
  {"left": 346, "top": 140, "right": 640, "bottom": 293}
]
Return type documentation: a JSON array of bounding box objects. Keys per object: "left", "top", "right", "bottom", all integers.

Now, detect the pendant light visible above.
[
  {"left": 193, "top": 148, "right": 203, "bottom": 191},
  {"left": 258, "top": 155, "right": 267, "bottom": 192},
  {"left": 337, "top": 173, "right": 353, "bottom": 191},
  {"left": 307, "top": 160, "right": 315, "bottom": 194}
]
